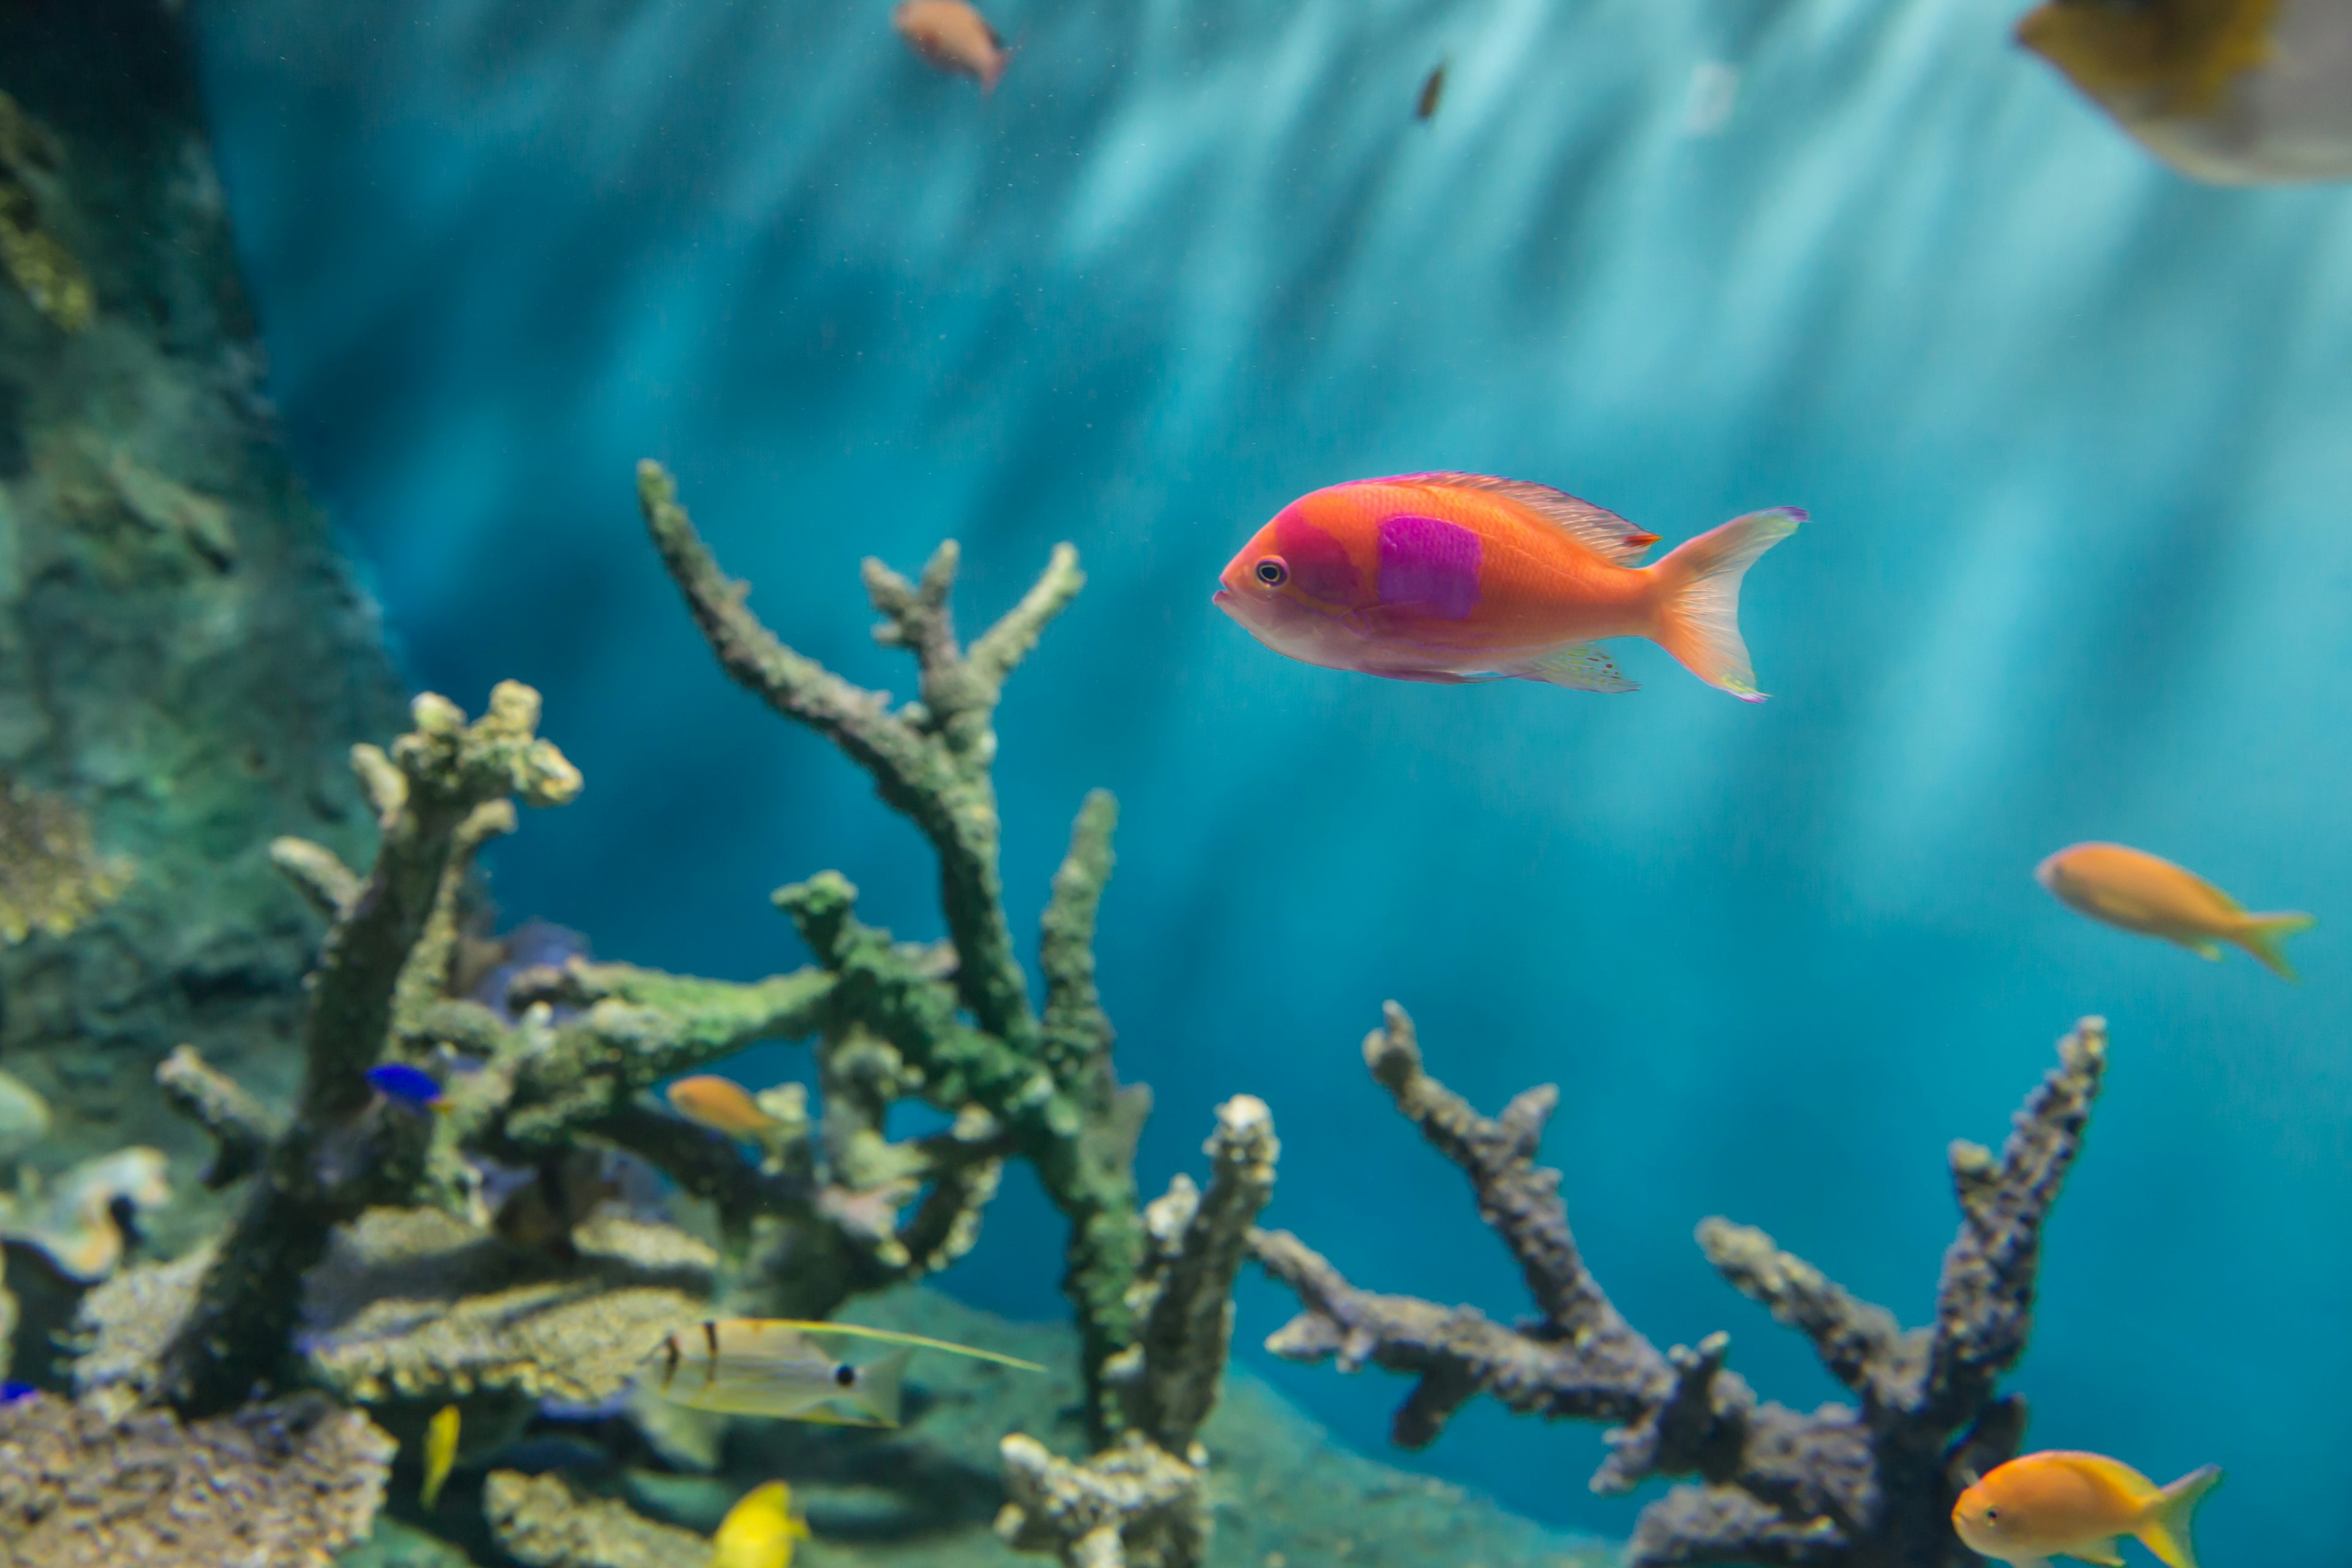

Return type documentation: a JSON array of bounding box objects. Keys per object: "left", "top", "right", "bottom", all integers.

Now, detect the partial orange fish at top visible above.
[
  {"left": 2038, "top": 841, "right": 2313, "bottom": 980},
  {"left": 893, "top": 1, "right": 1012, "bottom": 93},
  {"left": 1215, "top": 473, "right": 1805, "bottom": 700},
  {"left": 1953, "top": 1449, "right": 2220, "bottom": 1568}
]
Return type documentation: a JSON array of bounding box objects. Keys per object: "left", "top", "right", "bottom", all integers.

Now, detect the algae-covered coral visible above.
[
  {"left": 1250, "top": 1004, "right": 2105, "bottom": 1568},
  {"left": 0, "top": 778, "right": 129, "bottom": 944}
]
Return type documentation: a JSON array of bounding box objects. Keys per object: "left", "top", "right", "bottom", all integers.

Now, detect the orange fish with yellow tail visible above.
[
  {"left": 1953, "top": 1450, "right": 2220, "bottom": 1568},
  {"left": 1213, "top": 473, "right": 1804, "bottom": 700},
  {"left": 2037, "top": 842, "right": 2314, "bottom": 980}
]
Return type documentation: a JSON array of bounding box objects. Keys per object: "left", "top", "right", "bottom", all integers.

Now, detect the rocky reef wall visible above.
[{"left": 0, "top": 0, "right": 404, "bottom": 1189}]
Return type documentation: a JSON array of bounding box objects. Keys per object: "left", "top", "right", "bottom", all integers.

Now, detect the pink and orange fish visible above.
[{"left": 1214, "top": 473, "right": 1804, "bottom": 699}]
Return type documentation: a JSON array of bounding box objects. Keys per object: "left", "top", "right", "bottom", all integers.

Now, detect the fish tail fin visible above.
[
  {"left": 2236, "top": 911, "right": 2315, "bottom": 982},
  {"left": 1645, "top": 507, "right": 1806, "bottom": 701},
  {"left": 850, "top": 1349, "right": 911, "bottom": 1427},
  {"left": 2135, "top": 1464, "right": 2222, "bottom": 1568}
]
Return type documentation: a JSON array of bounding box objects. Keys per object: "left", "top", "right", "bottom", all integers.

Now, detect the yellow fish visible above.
[
  {"left": 420, "top": 1404, "right": 459, "bottom": 1510},
  {"left": 643, "top": 1319, "right": 1043, "bottom": 1425},
  {"left": 2017, "top": 0, "right": 2352, "bottom": 183},
  {"left": 665, "top": 1076, "right": 779, "bottom": 1143},
  {"left": 710, "top": 1481, "right": 812, "bottom": 1568},
  {"left": 1953, "top": 1450, "right": 2221, "bottom": 1568},
  {"left": 2038, "top": 841, "right": 2314, "bottom": 979}
]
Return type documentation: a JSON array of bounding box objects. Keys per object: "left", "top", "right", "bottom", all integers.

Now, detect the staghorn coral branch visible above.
[
  {"left": 1252, "top": 1009, "right": 2109, "bottom": 1568},
  {"left": 1040, "top": 790, "right": 1118, "bottom": 1084},
  {"left": 1697, "top": 1220, "right": 1922, "bottom": 1411},
  {"left": 1248, "top": 1226, "right": 1665, "bottom": 1444},
  {"left": 158, "top": 685, "right": 581, "bottom": 1417},
  {"left": 1001, "top": 1099, "right": 1277, "bottom": 1568},
  {"left": 1114, "top": 1095, "right": 1278, "bottom": 1458},
  {"left": 391, "top": 796, "right": 514, "bottom": 1038},
  {"left": 639, "top": 459, "right": 1074, "bottom": 1051},
  {"left": 155, "top": 1046, "right": 281, "bottom": 1189},
  {"left": 997, "top": 1434, "right": 1201, "bottom": 1568},
  {"left": 1359, "top": 1003, "right": 1627, "bottom": 1339},
  {"left": 496, "top": 962, "right": 835, "bottom": 1147},
  {"left": 268, "top": 836, "right": 361, "bottom": 921},
  {"left": 1919, "top": 1017, "right": 2105, "bottom": 1425}
]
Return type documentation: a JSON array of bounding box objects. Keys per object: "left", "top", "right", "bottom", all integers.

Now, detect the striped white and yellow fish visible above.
[
  {"left": 641, "top": 1319, "right": 1043, "bottom": 1425},
  {"left": 2018, "top": 0, "right": 2352, "bottom": 183}
]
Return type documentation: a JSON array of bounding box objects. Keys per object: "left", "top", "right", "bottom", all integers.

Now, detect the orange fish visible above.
[
  {"left": 1214, "top": 473, "right": 1804, "bottom": 699},
  {"left": 2038, "top": 841, "right": 2314, "bottom": 981},
  {"left": 892, "top": 0, "right": 1011, "bottom": 93},
  {"left": 665, "top": 1076, "right": 778, "bottom": 1142},
  {"left": 1953, "top": 1450, "right": 2220, "bottom": 1568}
]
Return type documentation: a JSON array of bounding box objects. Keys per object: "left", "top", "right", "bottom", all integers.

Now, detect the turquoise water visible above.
[{"left": 194, "top": 0, "right": 2352, "bottom": 1559}]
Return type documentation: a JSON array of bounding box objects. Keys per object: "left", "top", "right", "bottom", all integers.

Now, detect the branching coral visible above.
[
  {"left": 1249, "top": 1004, "right": 2105, "bottom": 1568},
  {"left": 997, "top": 1095, "right": 1280, "bottom": 1568},
  {"left": 130, "top": 463, "right": 1156, "bottom": 1460},
  {"left": 157, "top": 682, "right": 581, "bottom": 1414},
  {"left": 0, "top": 1390, "right": 393, "bottom": 1566}
]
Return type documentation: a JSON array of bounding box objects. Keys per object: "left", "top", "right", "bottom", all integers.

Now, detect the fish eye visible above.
[
  {"left": 1984, "top": 1509, "right": 1999, "bottom": 1522},
  {"left": 1254, "top": 556, "right": 1288, "bottom": 587},
  {"left": 834, "top": 1364, "right": 858, "bottom": 1388}
]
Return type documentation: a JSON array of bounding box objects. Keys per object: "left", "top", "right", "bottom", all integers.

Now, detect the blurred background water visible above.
[{"left": 189, "top": 0, "right": 2352, "bottom": 1558}]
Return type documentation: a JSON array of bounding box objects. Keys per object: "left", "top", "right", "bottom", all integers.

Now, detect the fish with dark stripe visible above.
[{"left": 640, "top": 1318, "right": 1041, "bottom": 1425}]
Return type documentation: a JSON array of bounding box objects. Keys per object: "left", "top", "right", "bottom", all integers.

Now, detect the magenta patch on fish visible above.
[
  {"left": 1273, "top": 508, "right": 1364, "bottom": 604},
  {"left": 1376, "top": 514, "right": 1480, "bottom": 620}
]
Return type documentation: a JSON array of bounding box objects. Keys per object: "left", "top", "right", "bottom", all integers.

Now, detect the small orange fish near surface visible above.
[
  {"left": 1953, "top": 1450, "right": 2220, "bottom": 1568},
  {"left": 2038, "top": 841, "right": 2314, "bottom": 981},
  {"left": 1215, "top": 473, "right": 1804, "bottom": 699},
  {"left": 893, "top": 0, "right": 1011, "bottom": 93},
  {"left": 665, "top": 1076, "right": 778, "bottom": 1142}
]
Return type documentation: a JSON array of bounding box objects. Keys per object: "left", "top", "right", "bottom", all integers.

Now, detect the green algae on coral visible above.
[
  {"left": 0, "top": 89, "right": 91, "bottom": 334},
  {"left": 0, "top": 778, "right": 130, "bottom": 944}
]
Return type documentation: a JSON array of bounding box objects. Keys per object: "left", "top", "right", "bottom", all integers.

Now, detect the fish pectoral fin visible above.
[
  {"left": 2067, "top": 1540, "right": 2127, "bottom": 1566},
  {"left": 1505, "top": 643, "right": 1640, "bottom": 694}
]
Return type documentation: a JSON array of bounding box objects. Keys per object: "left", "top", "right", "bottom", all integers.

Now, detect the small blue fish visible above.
[
  {"left": 366, "top": 1063, "right": 448, "bottom": 1111},
  {"left": 0, "top": 1381, "right": 38, "bottom": 1404}
]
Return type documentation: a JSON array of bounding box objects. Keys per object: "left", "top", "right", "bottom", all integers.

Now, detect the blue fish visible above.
[
  {"left": 0, "top": 1381, "right": 37, "bottom": 1404},
  {"left": 366, "top": 1063, "right": 448, "bottom": 1110}
]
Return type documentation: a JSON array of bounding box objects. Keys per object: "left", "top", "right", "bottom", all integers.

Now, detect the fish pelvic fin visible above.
[
  {"left": 2235, "top": 911, "right": 2315, "bottom": 982},
  {"left": 1505, "top": 643, "right": 1639, "bottom": 693},
  {"left": 2135, "top": 1464, "right": 2222, "bottom": 1568},
  {"left": 1645, "top": 507, "right": 1804, "bottom": 701},
  {"left": 850, "top": 1348, "right": 911, "bottom": 1427}
]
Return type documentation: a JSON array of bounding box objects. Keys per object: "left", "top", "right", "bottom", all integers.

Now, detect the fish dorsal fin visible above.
[
  {"left": 766, "top": 1319, "right": 1047, "bottom": 1371},
  {"left": 1374, "top": 472, "right": 1661, "bottom": 565}
]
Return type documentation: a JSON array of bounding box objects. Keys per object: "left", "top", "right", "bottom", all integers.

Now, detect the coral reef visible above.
[
  {"left": 997, "top": 1094, "right": 1279, "bottom": 1568},
  {"left": 0, "top": 89, "right": 92, "bottom": 334},
  {"left": 0, "top": 1144, "right": 170, "bottom": 1281},
  {"left": 0, "top": 1389, "right": 393, "bottom": 1566},
  {"left": 1250, "top": 1004, "right": 2106, "bottom": 1568},
  {"left": 157, "top": 683, "right": 581, "bottom": 1414},
  {"left": 484, "top": 1471, "right": 706, "bottom": 1568},
  {"left": 0, "top": 4, "right": 406, "bottom": 1194},
  {"left": 0, "top": 778, "right": 129, "bottom": 944}
]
